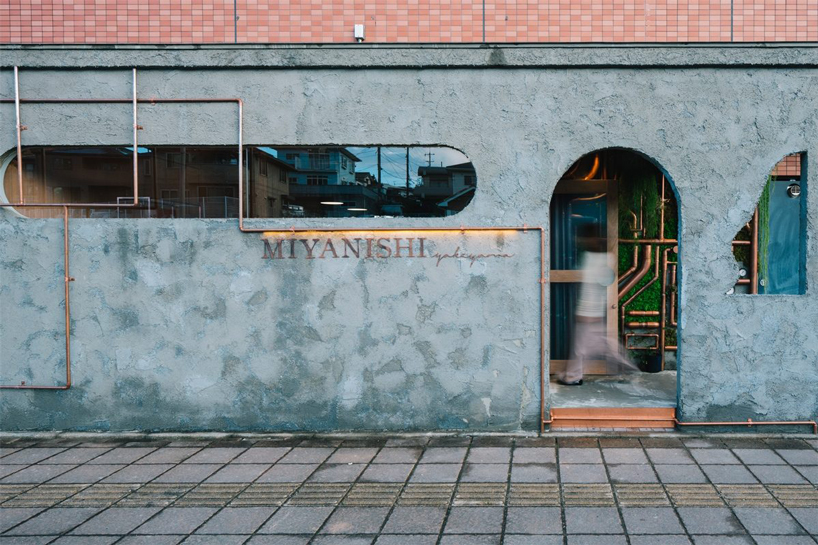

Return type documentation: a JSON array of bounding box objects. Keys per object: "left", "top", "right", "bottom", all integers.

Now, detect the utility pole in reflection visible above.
[
  {"left": 425, "top": 150, "right": 435, "bottom": 166},
  {"left": 377, "top": 146, "right": 382, "bottom": 189},
  {"left": 406, "top": 146, "right": 410, "bottom": 198}
]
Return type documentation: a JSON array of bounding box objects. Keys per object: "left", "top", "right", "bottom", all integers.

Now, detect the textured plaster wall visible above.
[{"left": 0, "top": 45, "right": 817, "bottom": 431}]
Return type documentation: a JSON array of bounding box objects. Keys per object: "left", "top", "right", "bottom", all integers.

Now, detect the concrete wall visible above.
[{"left": 1, "top": 45, "right": 816, "bottom": 431}]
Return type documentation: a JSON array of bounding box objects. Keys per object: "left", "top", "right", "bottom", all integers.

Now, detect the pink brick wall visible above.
[{"left": 1, "top": 0, "right": 816, "bottom": 44}]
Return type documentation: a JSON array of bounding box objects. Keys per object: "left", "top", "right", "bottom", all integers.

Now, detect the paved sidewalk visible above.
[{"left": 1, "top": 433, "right": 817, "bottom": 544}]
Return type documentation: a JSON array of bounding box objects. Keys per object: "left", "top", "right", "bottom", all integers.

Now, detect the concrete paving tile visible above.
[
  {"left": 601, "top": 448, "right": 648, "bottom": 465},
  {"left": 371, "top": 448, "right": 421, "bottom": 464},
  {"left": 88, "top": 448, "right": 155, "bottom": 465},
  {"left": 777, "top": 449, "right": 818, "bottom": 465},
  {"left": 459, "top": 463, "right": 508, "bottom": 483},
  {"left": 629, "top": 537, "right": 692, "bottom": 545},
  {"left": 40, "top": 448, "right": 111, "bottom": 465},
  {"left": 0, "top": 537, "right": 54, "bottom": 545},
  {"left": 135, "top": 448, "right": 201, "bottom": 464},
  {"left": 443, "top": 507, "right": 503, "bottom": 534},
  {"left": 70, "top": 507, "right": 161, "bottom": 534},
  {"left": 503, "top": 537, "right": 563, "bottom": 545},
  {"left": 183, "top": 448, "right": 246, "bottom": 464},
  {"left": 408, "top": 463, "right": 462, "bottom": 483},
  {"left": 621, "top": 507, "right": 684, "bottom": 534},
  {"left": 308, "top": 463, "right": 366, "bottom": 482},
  {"left": 567, "top": 536, "right": 627, "bottom": 545},
  {"left": 559, "top": 448, "right": 603, "bottom": 464},
  {"left": 0, "top": 466, "right": 25, "bottom": 480},
  {"left": 795, "top": 465, "right": 818, "bottom": 484},
  {"left": 50, "top": 464, "right": 126, "bottom": 484},
  {"left": 359, "top": 464, "right": 414, "bottom": 483},
  {"left": 0, "top": 449, "right": 66, "bottom": 465},
  {"left": 418, "top": 448, "right": 467, "bottom": 464},
  {"left": 427, "top": 437, "right": 471, "bottom": 447},
  {"left": 510, "top": 463, "right": 557, "bottom": 483},
  {"left": 505, "top": 506, "right": 562, "bottom": 534},
  {"left": 748, "top": 464, "right": 808, "bottom": 484},
  {"left": 0, "top": 508, "right": 45, "bottom": 533},
  {"left": 257, "top": 506, "right": 334, "bottom": 534},
  {"left": 752, "top": 538, "right": 818, "bottom": 545},
  {"left": 0, "top": 448, "right": 21, "bottom": 459},
  {"left": 439, "top": 537, "right": 501, "bottom": 545},
  {"left": 466, "top": 448, "right": 510, "bottom": 464},
  {"left": 381, "top": 506, "right": 446, "bottom": 534},
  {"left": 320, "top": 507, "right": 390, "bottom": 534},
  {"left": 312, "top": 537, "right": 374, "bottom": 545},
  {"left": 383, "top": 438, "right": 428, "bottom": 448},
  {"left": 231, "top": 447, "right": 290, "bottom": 464},
  {"left": 512, "top": 447, "right": 556, "bottom": 464},
  {"left": 153, "top": 464, "right": 223, "bottom": 483},
  {"left": 116, "top": 536, "right": 184, "bottom": 545},
  {"left": 690, "top": 536, "right": 754, "bottom": 545},
  {"left": 5, "top": 507, "right": 101, "bottom": 535},
  {"left": 689, "top": 449, "right": 740, "bottom": 465},
  {"left": 608, "top": 464, "right": 657, "bottom": 483},
  {"left": 732, "top": 507, "right": 805, "bottom": 535},
  {"left": 654, "top": 464, "right": 707, "bottom": 483},
  {"left": 132, "top": 507, "right": 218, "bottom": 534},
  {"left": 564, "top": 507, "right": 623, "bottom": 534},
  {"left": 645, "top": 449, "right": 694, "bottom": 465},
  {"left": 0, "top": 464, "right": 76, "bottom": 484},
  {"left": 559, "top": 464, "right": 609, "bottom": 483},
  {"left": 789, "top": 507, "right": 818, "bottom": 534},
  {"left": 326, "top": 448, "right": 379, "bottom": 464},
  {"left": 257, "top": 463, "right": 318, "bottom": 483},
  {"left": 247, "top": 537, "right": 310, "bottom": 545},
  {"left": 732, "top": 449, "right": 786, "bottom": 465},
  {"left": 49, "top": 537, "right": 119, "bottom": 545},
  {"left": 278, "top": 448, "right": 335, "bottom": 465},
  {"left": 204, "top": 463, "right": 271, "bottom": 483},
  {"left": 374, "top": 535, "right": 438, "bottom": 545},
  {"left": 180, "top": 536, "right": 249, "bottom": 545},
  {"left": 684, "top": 438, "right": 725, "bottom": 449},
  {"left": 101, "top": 463, "right": 174, "bottom": 483},
  {"left": 700, "top": 465, "right": 759, "bottom": 484},
  {"left": 676, "top": 507, "right": 744, "bottom": 534},
  {"left": 195, "top": 506, "right": 276, "bottom": 533}
]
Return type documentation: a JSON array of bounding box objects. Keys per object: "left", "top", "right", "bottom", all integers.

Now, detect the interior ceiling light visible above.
[{"left": 320, "top": 201, "right": 343, "bottom": 205}]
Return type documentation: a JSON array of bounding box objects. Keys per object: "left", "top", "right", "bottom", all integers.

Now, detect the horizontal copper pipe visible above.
[
  {"left": 736, "top": 278, "right": 751, "bottom": 285},
  {"left": 732, "top": 240, "right": 751, "bottom": 246},
  {"left": 626, "top": 321, "right": 660, "bottom": 328},
  {"left": 675, "top": 418, "right": 817, "bottom": 434},
  {"left": 628, "top": 311, "right": 659, "bottom": 316},
  {"left": 666, "top": 345, "right": 678, "bottom": 350},
  {"left": 619, "top": 239, "right": 678, "bottom": 244}
]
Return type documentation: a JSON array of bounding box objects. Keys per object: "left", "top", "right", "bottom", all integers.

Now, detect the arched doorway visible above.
[{"left": 549, "top": 149, "right": 679, "bottom": 428}]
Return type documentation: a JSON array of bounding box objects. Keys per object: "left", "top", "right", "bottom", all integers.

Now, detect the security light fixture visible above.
[
  {"left": 354, "top": 24, "right": 365, "bottom": 42},
  {"left": 739, "top": 268, "right": 747, "bottom": 278},
  {"left": 787, "top": 183, "right": 801, "bottom": 198}
]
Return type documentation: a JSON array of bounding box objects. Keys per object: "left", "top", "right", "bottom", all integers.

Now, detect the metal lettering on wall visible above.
[{"left": 261, "top": 236, "right": 515, "bottom": 267}]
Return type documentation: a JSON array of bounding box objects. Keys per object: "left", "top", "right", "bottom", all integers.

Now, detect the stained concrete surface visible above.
[{"left": 550, "top": 371, "right": 678, "bottom": 408}]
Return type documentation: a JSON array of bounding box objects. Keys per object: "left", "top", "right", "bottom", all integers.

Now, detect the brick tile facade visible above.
[{"left": 0, "top": 0, "right": 816, "bottom": 44}]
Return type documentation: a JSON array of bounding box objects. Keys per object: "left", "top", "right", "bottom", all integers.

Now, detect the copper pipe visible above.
[
  {"left": 670, "top": 290, "right": 677, "bottom": 326},
  {"left": 660, "top": 247, "right": 672, "bottom": 370},
  {"left": 674, "top": 418, "right": 817, "bottom": 435},
  {"left": 732, "top": 240, "right": 751, "bottom": 246},
  {"left": 666, "top": 345, "right": 678, "bottom": 350},
  {"left": 540, "top": 228, "right": 546, "bottom": 435},
  {"left": 0, "top": 206, "right": 72, "bottom": 390},
  {"left": 619, "top": 239, "right": 678, "bottom": 244},
  {"left": 618, "top": 244, "right": 652, "bottom": 299},
  {"left": 659, "top": 174, "right": 666, "bottom": 240},
  {"left": 14, "top": 66, "right": 24, "bottom": 204},
  {"left": 737, "top": 278, "right": 751, "bottom": 285},
  {"left": 626, "top": 322, "right": 660, "bottom": 328},
  {"left": 625, "top": 333, "right": 659, "bottom": 350},
  {"left": 627, "top": 311, "right": 659, "bottom": 316},
  {"left": 617, "top": 246, "right": 640, "bottom": 289},
  {"left": 621, "top": 246, "right": 660, "bottom": 336},
  {"left": 132, "top": 68, "right": 139, "bottom": 205},
  {"left": 750, "top": 207, "right": 759, "bottom": 294}
]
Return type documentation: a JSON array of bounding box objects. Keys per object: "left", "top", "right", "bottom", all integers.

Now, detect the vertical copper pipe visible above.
[
  {"left": 63, "top": 206, "right": 72, "bottom": 388},
  {"left": 14, "top": 66, "right": 24, "bottom": 204},
  {"left": 618, "top": 246, "right": 640, "bottom": 287},
  {"left": 660, "top": 247, "right": 672, "bottom": 371},
  {"left": 132, "top": 68, "right": 139, "bottom": 204},
  {"left": 750, "top": 207, "right": 759, "bottom": 294},
  {"left": 659, "top": 174, "right": 666, "bottom": 241},
  {"left": 238, "top": 99, "right": 244, "bottom": 225},
  {"left": 540, "top": 227, "right": 545, "bottom": 434}
]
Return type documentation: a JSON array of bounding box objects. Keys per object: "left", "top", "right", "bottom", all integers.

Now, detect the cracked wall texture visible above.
[{"left": 0, "top": 46, "right": 816, "bottom": 431}]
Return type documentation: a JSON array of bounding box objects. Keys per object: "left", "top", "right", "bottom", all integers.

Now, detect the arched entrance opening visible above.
[{"left": 549, "top": 149, "right": 679, "bottom": 428}]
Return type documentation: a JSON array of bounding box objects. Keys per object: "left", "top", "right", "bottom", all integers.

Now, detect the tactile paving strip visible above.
[
  {"left": 768, "top": 485, "right": 818, "bottom": 508},
  {"left": 454, "top": 483, "right": 507, "bottom": 506},
  {"left": 2, "top": 484, "right": 88, "bottom": 508},
  {"left": 717, "top": 485, "right": 779, "bottom": 507},
  {"left": 398, "top": 484, "right": 455, "bottom": 506},
  {"left": 614, "top": 484, "right": 670, "bottom": 507},
  {"left": 175, "top": 483, "right": 247, "bottom": 507},
  {"left": 665, "top": 484, "right": 724, "bottom": 507},
  {"left": 563, "top": 484, "right": 615, "bottom": 506},
  {"left": 61, "top": 484, "right": 137, "bottom": 507},
  {"left": 116, "top": 484, "right": 193, "bottom": 507},
  {"left": 507, "top": 484, "right": 560, "bottom": 506},
  {"left": 0, "top": 485, "right": 36, "bottom": 505},
  {"left": 230, "top": 483, "right": 298, "bottom": 506},
  {"left": 287, "top": 483, "right": 350, "bottom": 506},
  {"left": 343, "top": 483, "right": 402, "bottom": 506}
]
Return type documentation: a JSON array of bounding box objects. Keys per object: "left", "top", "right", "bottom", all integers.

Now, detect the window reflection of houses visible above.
[
  {"left": 248, "top": 147, "right": 294, "bottom": 218},
  {"left": 414, "top": 161, "right": 476, "bottom": 216}
]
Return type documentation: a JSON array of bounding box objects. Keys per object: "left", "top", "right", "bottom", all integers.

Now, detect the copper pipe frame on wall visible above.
[
  {"left": 750, "top": 208, "right": 759, "bottom": 294},
  {"left": 624, "top": 333, "right": 659, "bottom": 350}
]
